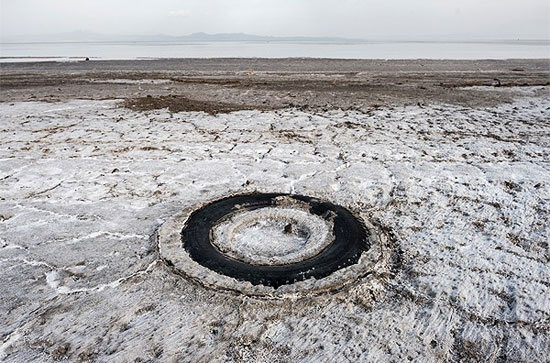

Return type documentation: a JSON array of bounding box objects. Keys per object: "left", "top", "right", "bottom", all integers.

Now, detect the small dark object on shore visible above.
[
  {"left": 284, "top": 223, "right": 293, "bottom": 234},
  {"left": 85, "top": 57, "right": 90, "bottom": 61}
]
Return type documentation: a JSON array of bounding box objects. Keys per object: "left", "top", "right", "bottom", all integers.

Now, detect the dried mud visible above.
[
  {"left": 2, "top": 58, "right": 549, "bottom": 112},
  {"left": 123, "top": 95, "right": 265, "bottom": 115}
]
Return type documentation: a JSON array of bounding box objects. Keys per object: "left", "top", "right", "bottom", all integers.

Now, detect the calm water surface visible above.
[{"left": 1, "top": 40, "right": 549, "bottom": 62}]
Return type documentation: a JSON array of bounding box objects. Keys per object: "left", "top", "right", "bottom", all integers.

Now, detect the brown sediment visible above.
[
  {"left": 123, "top": 94, "right": 270, "bottom": 115},
  {"left": 1, "top": 58, "right": 549, "bottom": 113}
]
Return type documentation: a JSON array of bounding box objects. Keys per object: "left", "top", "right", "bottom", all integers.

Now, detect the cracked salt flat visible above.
[{"left": 0, "top": 88, "right": 549, "bottom": 361}]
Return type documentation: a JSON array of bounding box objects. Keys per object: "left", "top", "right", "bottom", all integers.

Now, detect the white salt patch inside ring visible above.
[{"left": 211, "top": 207, "right": 333, "bottom": 265}]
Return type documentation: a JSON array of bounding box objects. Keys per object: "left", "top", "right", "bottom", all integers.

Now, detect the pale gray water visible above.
[{"left": 1, "top": 40, "right": 549, "bottom": 62}]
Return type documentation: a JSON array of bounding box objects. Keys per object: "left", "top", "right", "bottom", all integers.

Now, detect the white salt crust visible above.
[
  {"left": 2, "top": 88, "right": 549, "bottom": 361},
  {"left": 211, "top": 207, "right": 333, "bottom": 265}
]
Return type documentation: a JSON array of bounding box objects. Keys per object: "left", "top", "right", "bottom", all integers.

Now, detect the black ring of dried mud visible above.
[{"left": 159, "top": 193, "right": 394, "bottom": 297}]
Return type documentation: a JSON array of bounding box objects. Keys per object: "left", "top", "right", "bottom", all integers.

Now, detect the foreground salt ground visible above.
[{"left": 0, "top": 87, "right": 549, "bottom": 362}]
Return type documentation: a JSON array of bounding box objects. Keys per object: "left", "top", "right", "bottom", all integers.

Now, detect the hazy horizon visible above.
[
  {"left": 1, "top": 0, "right": 549, "bottom": 42},
  {"left": 4, "top": 31, "right": 550, "bottom": 44}
]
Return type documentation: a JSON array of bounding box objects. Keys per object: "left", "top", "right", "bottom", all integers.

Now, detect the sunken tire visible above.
[{"left": 181, "top": 193, "right": 369, "bottom": 288}]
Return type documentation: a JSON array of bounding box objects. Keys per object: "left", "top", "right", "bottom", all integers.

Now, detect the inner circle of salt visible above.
[{"left": 211, "top": 207, "right": 334, "bottom": 265}]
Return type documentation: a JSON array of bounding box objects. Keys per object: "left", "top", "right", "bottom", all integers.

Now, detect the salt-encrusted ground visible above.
[{"left": 0, "top": 86, "right": 549, "bottom": 362}]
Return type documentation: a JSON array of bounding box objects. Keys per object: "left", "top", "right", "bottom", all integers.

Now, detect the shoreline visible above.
[
  {"left": 2, "top": 58, "right": 549, "bottom": 112},
  {"left": 2, "top": 56, "right": 550, "bottom": 61}
]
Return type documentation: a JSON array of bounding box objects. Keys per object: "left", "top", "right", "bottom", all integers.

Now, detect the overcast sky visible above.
[{"left": 1, "top": 0, "right": 549, "bottom": 40}]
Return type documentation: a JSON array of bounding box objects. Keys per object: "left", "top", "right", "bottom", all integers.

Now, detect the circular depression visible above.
[
  {"left": 158, "top": 193, "right": 393, "bottom": 296},
  {"left": 183, "top": 193, "right": 366, "bottom": 288},
  {"left": 211, "top": 207, "right": 334, "bottom": 265}
]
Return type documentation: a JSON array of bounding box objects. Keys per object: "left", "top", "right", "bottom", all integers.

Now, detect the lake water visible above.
[{"left": 1, "top": 40, "right": 549, "bottom": 62}]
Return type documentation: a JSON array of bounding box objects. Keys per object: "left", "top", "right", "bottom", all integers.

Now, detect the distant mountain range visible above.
[
  {"left": 3, "top": 31, "right": 546, "bottom": 44},
  {"left": 1, "top": 31, "right": 366, "bottom": 43}
]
